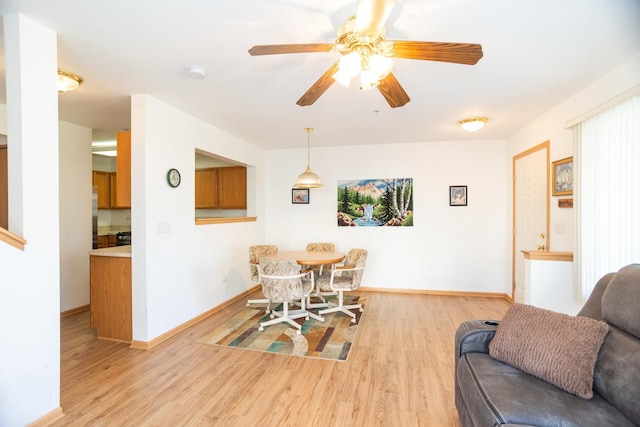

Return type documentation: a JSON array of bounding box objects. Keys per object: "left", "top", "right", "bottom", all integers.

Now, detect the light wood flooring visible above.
[{"left": 55, "top": 291, "right": 510, "bottom": 426}]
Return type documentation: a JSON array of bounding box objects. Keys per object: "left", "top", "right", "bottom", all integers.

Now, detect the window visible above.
[{"left": 574, "top": 94, "right": 640, "bottom": 299}]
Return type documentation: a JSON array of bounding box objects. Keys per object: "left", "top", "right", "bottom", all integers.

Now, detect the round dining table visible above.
[{"left": 263, "top": 250, "right": 345, "bottom": 265}]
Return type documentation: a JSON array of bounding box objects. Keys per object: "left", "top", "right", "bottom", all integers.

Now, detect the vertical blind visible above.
[{"left": 574, "top": 94, "right": 640, "bottom": 300}]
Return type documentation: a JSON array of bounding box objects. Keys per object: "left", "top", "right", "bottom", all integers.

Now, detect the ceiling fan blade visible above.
[
  {"left": 354, "top": 0, "right": 396, "bottom": 36},
  {"left": 297, "top": 61, "right": 341, "bottom": 107},
  {"left": 390, "top": 41, "right": 483, "bottom": 65},
  {"left": 377, "top": 72, "right": 410, "bottom": 108},
  {"left": 248, "top": 43, "right": 335, "bottom": 56}
]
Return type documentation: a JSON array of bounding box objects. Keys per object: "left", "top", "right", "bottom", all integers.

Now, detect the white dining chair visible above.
[
  {"left": 317, "top": 248, "right": 367, "bottom": 323},
  {"left": 258, "top": 257, "right": 322, "bottom": 334},
  {"left": 247, "top": 244, "right": 278, "bottom": 313}
]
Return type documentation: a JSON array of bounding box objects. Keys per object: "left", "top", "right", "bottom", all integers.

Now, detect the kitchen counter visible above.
[
  {"left": 97, "top": 226, "right": 131, "bottom": 236},
  {"left": 89, "top": 245, "right": 131, "bottom": 257},
  {"left": 90, "top": 246, "right": 132, "bottom": 343}
]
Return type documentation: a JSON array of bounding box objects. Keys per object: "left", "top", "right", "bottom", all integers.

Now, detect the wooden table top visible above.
[{"left": 263, "top": 250, "right": 345, "bottom": 265}]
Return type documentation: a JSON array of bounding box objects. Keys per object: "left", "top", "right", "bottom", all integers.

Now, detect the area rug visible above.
[{"left": 197, "top": 295, "right": 365, "bottom": 361}]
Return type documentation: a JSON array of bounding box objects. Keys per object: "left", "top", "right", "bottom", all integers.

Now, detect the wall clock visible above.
[{"left": 167, "top": 168, "right": 181, "bottom": 188}]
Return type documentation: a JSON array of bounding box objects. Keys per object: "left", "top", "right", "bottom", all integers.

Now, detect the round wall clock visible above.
[{"left": 167, "top": 168, "right": 181, "bottom": 188}]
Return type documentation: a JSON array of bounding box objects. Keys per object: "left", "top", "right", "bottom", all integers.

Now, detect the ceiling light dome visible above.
[
  {"left": 57, "top": 69, "right": 83, "bottom": 93},
  {"left": 458, "top": 117, "right": 488, "bottom": 133}
]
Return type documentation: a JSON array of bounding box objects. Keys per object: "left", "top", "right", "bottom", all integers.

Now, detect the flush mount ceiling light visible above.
[
  {"left": 294, "top": 128, "right": 323, "bottom": 188},
  {"left": 57, "top": 69, "right": 83, "bottom": 93},
  {"left": 458, "top": 117, "right": 488, "bottom": 133},
  {"left": 187, "top": 65, "right": 207, "bottom": 79},
  {"left": 91, "top": 140, "right": 117, "bottom": 157}
]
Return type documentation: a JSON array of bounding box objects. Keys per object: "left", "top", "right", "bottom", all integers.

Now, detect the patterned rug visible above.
[{"left": 197, "top": 295, "right": 365, "bottom": 361}]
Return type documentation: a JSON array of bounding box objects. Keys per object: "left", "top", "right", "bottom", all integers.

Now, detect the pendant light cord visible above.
[{"left": 305, "top": 127, "right": 313, "bottom": 169}]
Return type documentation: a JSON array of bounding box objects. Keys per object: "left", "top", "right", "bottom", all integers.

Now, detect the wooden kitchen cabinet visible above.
[
  {"left": 115, "top": 131, "right": 131, "bottom": 208},
  {"left": 195, "top": 166, "right": 246, "bottom": 209},
  {"left": 93, "top": 170, "right": 130, "bottom": 209},
  {"left": 109, "top": 172, "right": 130, "bottom": 209},
  {"left": 97, "top": 235, "right": 108, "bottom": 249},
  {"left": 97, "top": 235, "right": 116, "bottom": 249},
  {"left": 218, "top": 166, "right": 247, "bottom": 209},
  {"left": 195, "top": 168, "right": 218, "bottom": 208},
  {"left": 92, "top": 170, "right": 111, "bottom": 209},
  {"left": 90, "top": 254, "right": 132, "bottom": 342}
]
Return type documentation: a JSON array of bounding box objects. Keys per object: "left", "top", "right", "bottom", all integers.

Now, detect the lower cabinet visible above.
[
  {"left": 90, "top": 255, "right": 132, "bottom": 342},
  {"left": 97, "top": 234, "right": 117, "bottom": 249}
]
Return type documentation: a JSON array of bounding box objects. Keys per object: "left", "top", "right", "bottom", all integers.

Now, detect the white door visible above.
[{"left": 513, "top": 143, "right": 549, "bottom": 302}]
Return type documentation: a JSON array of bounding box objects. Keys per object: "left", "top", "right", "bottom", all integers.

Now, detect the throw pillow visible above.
[{"left": 488, "top": 303, "right": 609, "bottom": 399}]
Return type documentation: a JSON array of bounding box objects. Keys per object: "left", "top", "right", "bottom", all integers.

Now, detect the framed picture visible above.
[
  {"left": 552, "top": 156, "right": 573, "bottom": 196},
  {"left": 292, "top": 188, "right": 309, "bottom": 204},
  {"left": 450, "top": 185, "right": 467, "bottom": 206}
]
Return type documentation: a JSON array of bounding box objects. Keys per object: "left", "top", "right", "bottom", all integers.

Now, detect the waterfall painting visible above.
[{"left": 337, "top": 178, "right": 413, "bottom": 227}]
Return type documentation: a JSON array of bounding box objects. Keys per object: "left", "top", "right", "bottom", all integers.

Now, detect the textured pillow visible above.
[{"left": 489, "top": 303, "right": 609, "bottom": 399}]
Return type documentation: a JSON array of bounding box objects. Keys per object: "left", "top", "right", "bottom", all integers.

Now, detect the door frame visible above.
[{"left": 511, "top": 140, "right": 550, "bottom": 301}]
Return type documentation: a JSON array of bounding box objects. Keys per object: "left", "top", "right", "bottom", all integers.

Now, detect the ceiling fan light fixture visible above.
[
  {"left": 333, "top": 52, "right": 361, "bottom": 87},
  {"left": 458, "top": 117, "right": 488, "bottom": 133},
  {"left": 57, "top": 69, "right": 83, "bottom": 93},
  {"left": 360, "top": 68, "right": 380, "bottom": 90},
  {"left": 332, "top": 68, "right": 353, "bottom": 88},
  {"left": 294, "top": 128, "right": 323, "bottom": 188},
  {"left": 369, "top": 54, "right": 393, "bottom": 80}
]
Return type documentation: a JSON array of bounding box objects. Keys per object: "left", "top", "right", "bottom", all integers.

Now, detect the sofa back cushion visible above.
[
  {"left": 594, "top": 263, "right": 640, "bottom": 425},
  {"left": 601, "top": 264, "right": 640, "bottom": 338}
]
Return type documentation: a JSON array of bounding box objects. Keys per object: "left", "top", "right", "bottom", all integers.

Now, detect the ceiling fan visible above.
[{"left": 248, "top": 0, "right": 483, "bottom": 108}]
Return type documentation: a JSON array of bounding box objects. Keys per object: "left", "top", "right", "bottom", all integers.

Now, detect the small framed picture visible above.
[
  {"left": 450, "top": 185, "right": 467, "bottom": 206},
  {"left": 292, "top": 188, "right": 309, "bottom": 204},
  {"left": 552, "top": 156, "right": 573, "bottom": 196}
]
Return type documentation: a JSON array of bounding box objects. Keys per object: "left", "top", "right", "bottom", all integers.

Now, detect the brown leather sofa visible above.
[{"left": 454, "top": 264, "right": 640, "bottom": 427}]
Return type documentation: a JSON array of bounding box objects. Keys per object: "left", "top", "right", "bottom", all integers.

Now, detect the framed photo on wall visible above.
[
  {"left": 292, "top": 188, "right": 309, "bottom": 204},
  {"left": 450, "top": 186, "right": 467, "bottom": 206},
  {"left": 552, "top": 156, "right": 573, "bottom": 196}
]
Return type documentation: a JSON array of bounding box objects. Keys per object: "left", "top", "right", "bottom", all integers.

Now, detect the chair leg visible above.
[
  {"left": 306, "top": 281, "right": 337, "bottom": 309},
  {"left": 300, "top": 294, "right": 324, "bottom": 323},
  {"left": 258, "top": 301, "right": 308, "bottom": 334},
  {"left": 318, "top": 291, "right": 362, "bottom": 323},
  {"left": 247, "top": 298, "right": 271, "bottom": 313}
]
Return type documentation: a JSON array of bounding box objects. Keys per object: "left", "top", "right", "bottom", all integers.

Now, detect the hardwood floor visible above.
[{"left": 54, "top": 291, "right": 510, "bottom": 426}]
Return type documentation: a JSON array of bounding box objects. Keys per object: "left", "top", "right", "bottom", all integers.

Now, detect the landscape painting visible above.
[{"left": 337, "top": 178, "right": 414, "bottom": 227}]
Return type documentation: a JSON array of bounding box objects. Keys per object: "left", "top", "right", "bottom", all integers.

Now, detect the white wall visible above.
[
  {"left": 0, "top": 14, "right": 61, "bottom": 426},
  {"left": 507, "top": 52, "right": 640, "bottom": 252},
  {"left": 265, "top": 139, "right": 510, "bottom": 294},
  {"left": 130, "top": 94, "right": 267, "bottom": 342},
  {"left": 59, "top": 121, "right": 93, "bottom": 312},
  {"left": 506, "top": 51, "right": 640, "bottom": 312}
]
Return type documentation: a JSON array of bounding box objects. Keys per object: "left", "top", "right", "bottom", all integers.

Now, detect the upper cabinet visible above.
[
  {"left": 115, "top": 131, "right": 131, "bottom": 208},
  {"left": 195, "top": 168, "right": 219, "bottom": 209},
  {"left": 195, "top": 166, "right": 246, "bottom": 209},
  {"left": 218, "top": 166, "right": 246, "bottom": 209},
  {"left": 92, "top": 170, "right": 111, "bottom": 209},
  {"left": 92, "top": 130, "right": 131, "bottom": 210}
]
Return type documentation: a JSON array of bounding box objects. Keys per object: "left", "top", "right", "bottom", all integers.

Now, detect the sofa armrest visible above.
[{"left": 455, "top": 319, "right": 500, "bottom": 360}]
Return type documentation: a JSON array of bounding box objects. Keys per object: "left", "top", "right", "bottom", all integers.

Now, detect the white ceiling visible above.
[{"left": 0, "top": 0, "right": 639, "bottom": 149}]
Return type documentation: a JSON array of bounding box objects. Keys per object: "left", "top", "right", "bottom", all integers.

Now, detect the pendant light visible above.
[{"left": 294, "top": 128, "right": 323, "bottom": 188}]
